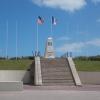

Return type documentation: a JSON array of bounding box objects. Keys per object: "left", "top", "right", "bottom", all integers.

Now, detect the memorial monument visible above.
[{"left": 44, "top": 37, "right": 55, "bottom": 58}]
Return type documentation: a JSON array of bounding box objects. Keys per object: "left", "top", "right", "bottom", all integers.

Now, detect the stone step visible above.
[
  {"left": 42, "top": 79, "right": 73, "bottom": 81},
  {"left": 41, "top": 61, "right": 66, "bottom": 63},
  {"left": 42, "top": 72, "right": 72, "bottom": 76},
  {"left": 42, "top": 79, "right": 74, "bottom": 83},
  {"left": 41, "top": 59, "right": 67, "bottom": 62},
  {"left": 42, "top": 74, "right": 72, "bottom": 78},
  {"left": 40, "top": 58, "right": 75, "bottom": 86},
  {"left": 43, "top": 83, "right": 74, "bottom": 86},
  {"left": 42, "top": 76, "right": 73, "bottom": 80},
  {"left": 41, "top": 59, "right": 67, "bottom": 61},
  {"left": 41, "top": 69, "right": 70, "bottom": 73},
  {"left": 42, "top": 66, "right": 70, "bottom": 69},
  {"left": 41, "top": 64, "right": 69, "bottom": 67},
  {"left": 43, "top": 82, "right": 75, "bottom": 86},
  {"left": 41, "top": 58, "right": 66, "bottom": 61},
  {"left": 41, "top": 67, "right": 69, "bottom": 70},
  {"left": 41, "top": 66, "right": 70, "bottom": 70}
]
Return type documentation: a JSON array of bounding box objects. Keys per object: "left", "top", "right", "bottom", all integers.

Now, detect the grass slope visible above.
[
  {"left": 0, "top": 59, "right": 100, "bottom": 71},
  {"left": 74, "top": 60, "right": 100, "bottom": 72},
  {"left": 0, "top": 60, "right": 33, "bottom": 70}
]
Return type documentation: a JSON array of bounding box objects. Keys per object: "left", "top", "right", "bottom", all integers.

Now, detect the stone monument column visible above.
[{"left": 44, "top": 37, "right": 55, "bottom": 58}]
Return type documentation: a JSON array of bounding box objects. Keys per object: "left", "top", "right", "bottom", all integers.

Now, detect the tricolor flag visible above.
[
  {"left": 37, "top": 16, "right": 44, "bottom": 24},
  {"left": 52, "top": 16, "right": 57, "bottom": 25}
]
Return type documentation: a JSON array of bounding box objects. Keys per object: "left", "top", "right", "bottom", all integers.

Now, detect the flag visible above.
[
  {"left": 52, "top": 16, "right": 57, "bottom": 25},
  {"left": 37, "top": 16, "right": 44, "bottom": 24}
]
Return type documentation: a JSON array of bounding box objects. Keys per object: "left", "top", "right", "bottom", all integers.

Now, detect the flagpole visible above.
[
  {"left": 16, "top": 21, "right": 18, "bottom": 60},
  {"left": 0, "top": 24, "right": 2, "bottom": 57},
  {"left": 36, "top": 22, "right": 39, "bottom": 56},
  {"left": 51, "top": 18, "right": 53, "bottom": 36},
  {"left": 0, "top": 23, "right": 1, "bottom": 58},
  {"left": 86, "top": 26, "right": 88, "bottom": 59},
  {"left": 6, "top": 21, "right": 8, "bottom": 60}
]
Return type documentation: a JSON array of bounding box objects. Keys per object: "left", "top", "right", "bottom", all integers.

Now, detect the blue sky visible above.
[{"left": 0, "top": 0, "right": 100, "bottom": 57}]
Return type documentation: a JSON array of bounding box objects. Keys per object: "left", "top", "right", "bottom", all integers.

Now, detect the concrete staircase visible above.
[{"left": 40, "top": 58, "right": 75, "bottom": 86}]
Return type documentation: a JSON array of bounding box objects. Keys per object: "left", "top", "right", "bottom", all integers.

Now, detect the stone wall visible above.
[
  {"left": 0, "top": 70, "right": 30, "bottom": 84},
  {"left": 78, "top": 71, "right": 100, "bottom": 85}
]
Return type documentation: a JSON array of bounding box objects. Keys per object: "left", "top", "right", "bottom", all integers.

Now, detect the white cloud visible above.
[
  {"left": 56, "top": 42, "right": 85, "bottom": 52},
  {"left": 92, "top": 0, "right": 100, "bottom": 4},
  {"left": 57, "top": 37, "right": 70, "bottom": 41},
  {"left": 56, "top": 38, "right": 100, "bottom": 53},
  {"left": 97, "top": 19, "right": 100, "bottom": 22},
  {"left": 32, "top": 0, "right": 87, "bottom": 12},
  {"left": 86, "top": 39, "right": 100, "bottom": 46}
]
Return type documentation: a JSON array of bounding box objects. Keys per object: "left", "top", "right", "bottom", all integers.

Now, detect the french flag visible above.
[
  {"left": 37, "top": 16, "right": 44, "bottom": 24},
  {"left": 52, "top": 16, "right": 57, "bottom": 25}
]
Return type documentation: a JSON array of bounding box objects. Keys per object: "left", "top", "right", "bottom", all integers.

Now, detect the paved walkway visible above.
[
  {"left": 0, "top": 85, "right": 100, "bottom": 100},
  {"left": 24, "top": 85, "right": 100, "bottom": 91},
  {"left": 0, "top": 90, "right": 100, "bottom": 100}
]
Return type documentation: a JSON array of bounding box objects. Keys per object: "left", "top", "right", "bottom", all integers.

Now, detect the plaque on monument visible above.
[{"left": 44, "top": 37, "right": 55, "bottom": 58}]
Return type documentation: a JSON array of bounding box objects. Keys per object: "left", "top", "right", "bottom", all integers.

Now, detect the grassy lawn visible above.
[
  {"left": 0, "top": 59, "right": 100, "bottom": 71},
  {"left": 74, "top": 60, "right": 100, "bottom": 72},
  {"left": 0, "top": 60, "right": 33, "bottom": 70}
]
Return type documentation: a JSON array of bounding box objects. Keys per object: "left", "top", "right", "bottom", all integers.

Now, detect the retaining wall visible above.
[
  {"left": 78, "top": 71, "right": 100, "bottom": 85},
  {"left": 0, "top": 70, "right": 30, "bottom": 84}
]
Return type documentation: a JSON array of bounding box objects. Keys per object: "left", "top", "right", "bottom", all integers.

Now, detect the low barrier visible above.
[
  {"left": 0, "top": 81, "right": 23, "bottom": 91},
  {"left": 0, "top": 70, "right": 30, "bottom": 91}
]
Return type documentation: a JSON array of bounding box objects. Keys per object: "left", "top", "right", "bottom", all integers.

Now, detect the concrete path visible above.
[
  {"left": 0, "top": 90, "right": 100, "bottom": 100},
  {"left": 0, "top": 85, "right": 100, "bottom": 100},
  {"left": 24, "top": 85, "right": 100, "bottom": 91}
]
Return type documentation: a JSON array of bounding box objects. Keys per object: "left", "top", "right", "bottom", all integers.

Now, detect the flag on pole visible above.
[
  {"left": 52, "top": 16, "right": 57, "bottom": 25},
  {"left": 37, "top": 16, "right": 44, "bottom": 24}
]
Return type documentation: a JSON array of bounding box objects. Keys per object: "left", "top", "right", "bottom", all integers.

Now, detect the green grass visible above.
[
  {"left": 74, "top": 60, "right": 100, "bottom": 72},
  {"left": 0, "top": 60, "right": 33, "bottom": 70},
  {"left": 0, "top": 59, "right": 100, "bottom": 71}
]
